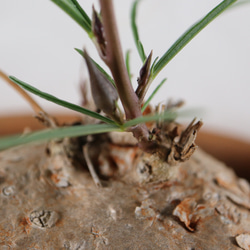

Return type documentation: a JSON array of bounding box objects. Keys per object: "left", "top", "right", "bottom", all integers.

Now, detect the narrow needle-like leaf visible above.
[
  {"left": 1, "top": 70, "right": 57, "bottom": 128},
  {"left": 70, "top": 0, "right": 92, "bottom": 26},
  {"left": 9, "top": 76, "right": 115, "bottom": 125},
  {"left": 51, "top": 0, "right": 92, "bottom": 36},
  {"left": 138, "top": 41, "right": 147, "bottom": 63},
  {"left": 0, "top": 70, "right": 44, "bottom": 115},
  {"left": 124, "top": 111, "right": 177, "bottom": 128},
  {"left": 152, "top": 0, "right": 237, "bottom": 79},
  {"left": 131, "top": 0, "right": 146, "bottom": 62},
  {"left": 124, "top": 108, "right": 202, "bottom": 128},
  {"left": 228, "top": 0, "right": 250, "bottom": 10},
  {"left": 125, "top": 50, "right": 132, "bottom": 80},
  {"left": 141, "top": 78, "right": 167, "bottom": 113},
  {"left": 0, "top": 123, "right": 121, "bottom": 151}
]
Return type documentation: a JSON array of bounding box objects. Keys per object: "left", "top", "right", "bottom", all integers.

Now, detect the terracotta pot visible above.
[{"left": 1, "top": 113, "right": 250, "bottom": 181}]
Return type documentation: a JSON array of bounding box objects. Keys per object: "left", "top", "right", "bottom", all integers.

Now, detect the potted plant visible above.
[{"left": 0, "top": 0, "right": 249, "bottom": 249}]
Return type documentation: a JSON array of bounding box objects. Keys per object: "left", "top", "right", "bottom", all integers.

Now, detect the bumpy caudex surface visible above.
[{"left": 0, "top": 133, "right": 249, "bottom": 249}]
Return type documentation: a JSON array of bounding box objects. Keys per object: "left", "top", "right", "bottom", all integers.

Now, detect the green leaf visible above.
[
  {"left": 124, "top": 111, "right": 177, "bottom": 128},
  {"left": 0, "top": 123, "right": 121, "bottom": 151},
  {"left": 150, "top": 56, "right": 159, "bottom": 75},
  {"left": 138, "top": 41, "right": 146, "bottom": 62},
  {"left": 51, "top": 0, "right": 92, "bottom": 36},
  {"left": 70, "top": 0, "right": 92, "bottom": 26},
  {"left": 124, "top": 107, "right": 203, "bottom": 128},
  {"left": 75, "top": 48, "right": 115, "bottom": 87},
  {"left": 125, "top": 50, "right": 132, "bottom": 80},
  {"left": 141, "top": 78, "right": 167, "bottom": 113},
  {"left": 228, "top": 0, "right": 250, "bottom": 10},
  {"left": 9, "top": 76, "right": 115, "bottom": 125},
  {"left": 152, "top": 0, "right": 237, "bottom": 79},
  {"left": 131, "top": 0, "right": 146, "bottom": 62}
]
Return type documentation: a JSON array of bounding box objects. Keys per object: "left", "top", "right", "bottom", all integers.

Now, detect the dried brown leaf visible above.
[
  {"left": 92, "top": 6, "right": 106, "bottom": 56},
  {"left": 84, "top": 50, "right": 119, "bottom": 120},
  {"left": 135, "top": 51, "right": 153, "bottom": 103}
]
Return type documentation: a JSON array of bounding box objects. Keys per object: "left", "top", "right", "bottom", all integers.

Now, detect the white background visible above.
[{"left": 0, "top": 0, "right": 250, "bottom": 142}]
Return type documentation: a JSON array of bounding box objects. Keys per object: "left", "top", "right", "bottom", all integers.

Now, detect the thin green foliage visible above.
[
  {"left": 131, "top": 0, "right": 146, "bottom": 62},
  {"left": 75, "top": 48, "right": 115, "bottom": 86},
  {"left": 125, "top": 107, "right": 203, "bottom": 128},
  {"left": 51, "top": 0, "right": 92, "bottom": 36},
  {"left": 70, "top": 0, "right": 92, "bottom": 25},
  {"left": 9, "top": 76, "right": 115, "bottom": 125},
  {"left": 138, "top": 41, "right": 147, "bottom": 63},
  {"left": 150, "top": 57, "right": 159, "bottom": 75},
  {"left": 0, "top": 107, "right": 200, "bottom": 150},
  {"left": 228, "top": 0, "right": 250, "bottom": 10},
  {"left": 125, "top": 50, "right": 132, "bottom": 80},
  {"left": 141, "top": 78, "right": 167, "bottom": 113},
  {"left": 1, "top": 0, "right": 241, "bottom": 151},
  {"left": 0, "top": 123, "right": 121, "bottom": 151},
  {"left": 151, "top": 0, "right": 237, "bottom": 79},
  {"left": 124, "top": 111, "right": 176, "bottom": 128}
]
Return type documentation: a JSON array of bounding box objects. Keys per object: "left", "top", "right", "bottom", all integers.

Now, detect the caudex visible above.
[{"left": 0, "top": 0, "right": 239, "bottom": 165}]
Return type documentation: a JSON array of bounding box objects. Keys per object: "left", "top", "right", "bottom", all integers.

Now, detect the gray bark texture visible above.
[{"left": 0, "top": 135, "right": 250, "bottom": 249}]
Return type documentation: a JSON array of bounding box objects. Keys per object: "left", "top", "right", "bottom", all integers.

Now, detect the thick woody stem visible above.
[{"left": 99, "top": 0, "right": 151, "bottom": 144}]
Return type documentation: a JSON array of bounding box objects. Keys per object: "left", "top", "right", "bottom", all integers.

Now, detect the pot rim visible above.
[{"left": 1, "top": 113, "right": 250, "bottom": 180}]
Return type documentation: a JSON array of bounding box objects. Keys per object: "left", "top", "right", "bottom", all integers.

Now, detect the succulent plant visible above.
[
  {"left": 0, "top": 0, "right": 242, "bottom": 164},
  {"left": 1, "top": 2, "right": 250, "bottom": 249}
]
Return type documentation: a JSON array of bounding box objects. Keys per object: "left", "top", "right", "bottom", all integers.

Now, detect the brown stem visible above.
[
  {"left": 99, "top": 0, "right": 140, "bottom": 120},
  {"left": 99, "top": 0, "right": 151, "bottom": 146}
]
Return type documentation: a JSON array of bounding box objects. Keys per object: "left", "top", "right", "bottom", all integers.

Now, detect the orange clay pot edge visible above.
[{"left": 1, "top": 113, "right": 250, "bottom": 180}]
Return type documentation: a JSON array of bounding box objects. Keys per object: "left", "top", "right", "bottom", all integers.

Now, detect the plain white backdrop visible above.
[{"left": 0, "top": 0, "right": 250, "bottom": 142}]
